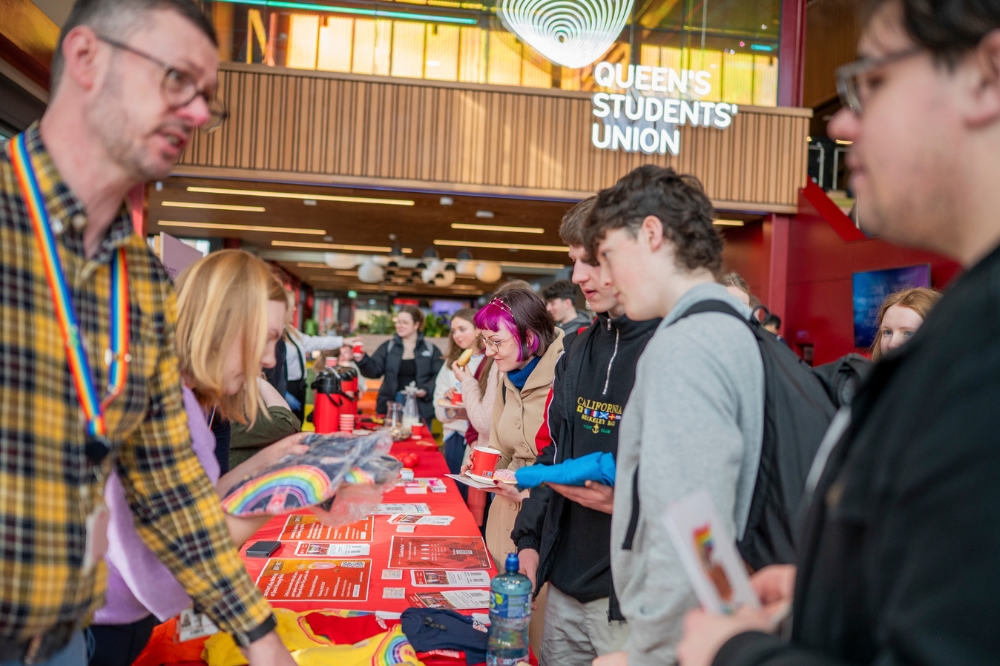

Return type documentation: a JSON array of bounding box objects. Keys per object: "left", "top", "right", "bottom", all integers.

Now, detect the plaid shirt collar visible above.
[{"left": 20, "top": 122, "right": 135, "bottom": 266}]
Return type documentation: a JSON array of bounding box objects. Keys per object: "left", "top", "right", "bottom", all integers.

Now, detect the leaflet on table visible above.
[
  {"left": 255, "top": 558, "right": 372, "bottom": 602},
  {"left": 663, "top": 490, "right": 760, "bottom": 615},
  {"left": 371, "top": 503, "right": 431, "bottom": 515},
  {"left": 279, "top": 514, "right": 374, "bottom": 542},
  {"left": 407, "top": 589, "right": 490, "bottom": 610},
  {"left": 444, "top": 473, "right": 495, "bottom": 490},
  {"left": 389, "top": 536, "right": 491, "bottom": 569},
  {"left": 410, "top": 570, "right": 491, "bottom": 587},
  {"left": 387, "top": 514, "right": 454, "bottom": 526},
  {"left": 293, "top": 542, "right": 371, "bottom": 557}
]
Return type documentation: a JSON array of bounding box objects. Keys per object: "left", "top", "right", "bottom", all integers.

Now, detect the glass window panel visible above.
[
  {"left": 458, "top": 26, "right": 486, "bottom": 83},
  {"left": 374, "top": 19, "right": 393, "bottom": 76},
  {"left": 487, "top": 30, "right": 521, "bottom": 86},
  {"left": 352, "top": 18, "right": 376, "bottom": 74},
  {"left": 392, "top": 21, "right": 427, "bottom": 77},
  {"left": 521, "top": 47, "right": 551, "bottom": 88},
  {"left": 425, "top": 24, "right": 461, "bottom": 81},
  {"left": 753, "top": 55, "right": 778, "bottom": 106},
  {"left": 721, "top": 51, "right": 755, "bottom": 105},
  {"left": 287, "top": 14, "right": 319, "bottom": 70},
  {"left": 318, "top": 17, "right": 354, "bottom": 72}
]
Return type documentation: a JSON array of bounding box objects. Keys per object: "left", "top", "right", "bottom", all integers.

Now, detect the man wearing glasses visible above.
[
  {"left": 677, "top": 1, "right": 1000, "bottom": 665},
  {"left": 0, "top": 1, "right": 293, "bottom": 664}
]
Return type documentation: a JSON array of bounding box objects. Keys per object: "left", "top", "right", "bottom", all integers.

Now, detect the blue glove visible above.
[{"left": 515, "top": 452, "right": 616, "bottom": 488}]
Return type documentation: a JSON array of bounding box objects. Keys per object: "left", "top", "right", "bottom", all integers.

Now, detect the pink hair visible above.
[{"left": 474, "top": 299, "right": 539, "bottom": 363}]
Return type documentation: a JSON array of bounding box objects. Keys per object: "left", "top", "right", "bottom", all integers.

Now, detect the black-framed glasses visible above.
[
  {"left": 835, "top": 46, "right": 923, "bottom": 115},
  {"left": 97, "top": 36, "right": 228, "bottom": 132}
]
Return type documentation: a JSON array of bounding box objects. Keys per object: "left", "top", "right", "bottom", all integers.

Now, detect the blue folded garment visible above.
[{"left": 515, "top": 452, "right": 616, "bottom": 488}]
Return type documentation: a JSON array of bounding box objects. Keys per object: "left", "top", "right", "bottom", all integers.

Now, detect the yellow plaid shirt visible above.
[{"left": 0, "top": 124, "right": 272, "bottom": 640}]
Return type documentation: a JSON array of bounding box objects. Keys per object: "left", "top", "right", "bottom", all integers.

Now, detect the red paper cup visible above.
[
  {"left": 452, "top": 391, "right": 463, "bottom": 405},
  {"left": 352, "top": 343, "right": 364, "bottom": 361},
  {"left": 410, "top": 423, "right": 426, "bottom": 439},
  {"left": 469, "top": 446, "right": 501, "bottom": 478},
  {"left": 339, "top": 414, "right": 355, "bottom": 432}
]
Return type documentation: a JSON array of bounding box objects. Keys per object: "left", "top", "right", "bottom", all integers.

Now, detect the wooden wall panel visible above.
[
  {"left": 804, "top": 0, "right": 862, "bottom": 109},
  {"left": 179, "top": 64, "right": 811, "bottom": 211}
]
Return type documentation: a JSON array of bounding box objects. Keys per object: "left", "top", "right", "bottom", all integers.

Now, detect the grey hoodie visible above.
[{"left": 611, "top": 282, "right": 765, "bottom": 666}]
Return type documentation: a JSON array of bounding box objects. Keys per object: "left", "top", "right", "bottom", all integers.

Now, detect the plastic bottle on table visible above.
[{"left": 487, "top": 553, "right": 531, "bottom": 666}]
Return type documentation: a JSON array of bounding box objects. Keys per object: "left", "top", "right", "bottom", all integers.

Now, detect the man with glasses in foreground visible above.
[
  {"left": 0, "top": 1, "right": 294, "bottom": 664},
  {"left": 677, "top": 0, "right": 1000, "bottom": 664}
]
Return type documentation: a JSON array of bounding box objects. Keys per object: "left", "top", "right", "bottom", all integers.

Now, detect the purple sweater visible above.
[{"left": 94, "top": 386, "right": 221, "bottom": 625}]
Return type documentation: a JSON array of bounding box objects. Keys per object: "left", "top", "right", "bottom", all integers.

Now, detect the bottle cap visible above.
[{"left": 505, "top": 552, "right": 519, "bottom": 573}]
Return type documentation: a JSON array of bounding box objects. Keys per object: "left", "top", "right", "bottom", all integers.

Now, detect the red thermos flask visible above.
[{"left": 311, "top": 369, "right": 344, "bottom": 434}]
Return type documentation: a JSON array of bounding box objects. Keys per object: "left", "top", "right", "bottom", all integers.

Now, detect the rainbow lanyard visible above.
[{"left": 9, "top": 132, "right": 130, "bottom": 454}]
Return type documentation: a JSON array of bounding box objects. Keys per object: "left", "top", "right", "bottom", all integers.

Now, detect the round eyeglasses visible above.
[{"left": 97, "top": 36, "right": 228, "bottom": 132}]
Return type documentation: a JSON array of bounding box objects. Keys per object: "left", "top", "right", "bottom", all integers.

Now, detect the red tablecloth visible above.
[
  {"left": 239, "top": 441, "right": 498, "bottom": 614},
  {"left": 135, "top": 441, "right": 511, "bottom": 666}
]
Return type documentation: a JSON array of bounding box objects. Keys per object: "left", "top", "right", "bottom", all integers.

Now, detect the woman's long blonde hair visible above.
[{"left": 175, "top": 250, "right": 287, "bottom": 425}]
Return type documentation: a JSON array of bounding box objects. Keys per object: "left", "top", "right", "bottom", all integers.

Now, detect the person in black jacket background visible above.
[
  {"left": 677, "top": 1, "right": 1000, "bottom": 664},
  {"left": 357, "top": 305, "right": 444, "bottom": 425},
  {"left": 511, "top": 198, "right": 660, "bottom": 665}
]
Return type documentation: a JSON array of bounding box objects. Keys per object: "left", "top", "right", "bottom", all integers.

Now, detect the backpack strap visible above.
[{"left": 621, "top": 300, "right": 751, "bottom": 552}]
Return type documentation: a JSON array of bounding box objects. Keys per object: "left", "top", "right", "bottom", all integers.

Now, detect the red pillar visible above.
[
  {"left": 778, "top": 0, "right": 807, "bottom": 107},
  {"left": 767, "top": 214, "right": 790, "bottom": 325}
]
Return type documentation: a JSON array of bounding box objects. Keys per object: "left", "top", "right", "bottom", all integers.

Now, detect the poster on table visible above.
[
  {"left": 279, "top": 514, "right": 374, "bottom": 542},
  {"left": 389, "top": 536, "right": 491, "bottom": 570},
  {"left": 255, "top": 559, "right": 372, "bottom": 602}
]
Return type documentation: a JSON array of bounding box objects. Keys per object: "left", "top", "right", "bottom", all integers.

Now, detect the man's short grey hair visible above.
[{"left": 51, "top": 0, "right": 217, "bottom": 91}]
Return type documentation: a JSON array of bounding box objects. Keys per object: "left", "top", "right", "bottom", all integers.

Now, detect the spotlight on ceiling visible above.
[{"left": 475, "top": 211, "right": 494, "bottom": 219}]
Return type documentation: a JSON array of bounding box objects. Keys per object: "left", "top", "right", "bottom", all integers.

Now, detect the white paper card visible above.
[
  {"left": 381, "top": 569, "right": 404, "bottom": 580},
  {"left": 410, "top": 570, "right": 491, "bottom": 587},
  {"left": 373, "top": 503, "right": 431, "bottom": 515},
  {"left": 663, "top": 490, "right": 760, "bottom": 615},
  {"left": 175, "top": 609, "right": 219, "bottom": 643},
  {"left": 294, "top": 542, "right": 370, "bottom": 557},
  {"left": 396, "top": 525, "right": 416, "bottom": 533},
  {"left": 388, "top": 514, "right": 455, "bottom": 526},
  {"left": 440, "top": 589, "right": 491, "bottom": 609},
  {"left": 383, "top": 587, "right": 407, "bottom": 599}
]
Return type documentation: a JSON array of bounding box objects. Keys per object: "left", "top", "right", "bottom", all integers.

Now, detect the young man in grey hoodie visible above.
[{"left": 585, "top": 165, "right": 765, "bottom": 666}]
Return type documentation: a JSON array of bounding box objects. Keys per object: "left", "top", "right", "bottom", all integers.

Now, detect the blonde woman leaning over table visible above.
[{"left": 88, "top": 251, "right": 308, "bottom": 666}]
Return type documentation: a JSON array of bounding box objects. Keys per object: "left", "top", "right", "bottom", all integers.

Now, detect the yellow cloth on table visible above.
[{"left": 204, "top": 609, "right": 424, "bottom": 666}]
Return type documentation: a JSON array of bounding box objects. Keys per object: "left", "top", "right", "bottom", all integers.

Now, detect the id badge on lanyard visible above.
[{"left": 9, "top": 133, "right": 131, "bottom": 572}]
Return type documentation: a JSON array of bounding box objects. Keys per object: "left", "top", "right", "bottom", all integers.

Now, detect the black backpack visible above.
[{"left": 621, "top": 300, "right": 837, "bottom": 571}]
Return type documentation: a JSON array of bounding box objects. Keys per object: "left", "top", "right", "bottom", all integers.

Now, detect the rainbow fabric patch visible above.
[
  {"left": 221, "top": 465, "right": 333, "bottom": 515},
  {"left": 372, "top": 626, "right": 421, "bottom": 665}
]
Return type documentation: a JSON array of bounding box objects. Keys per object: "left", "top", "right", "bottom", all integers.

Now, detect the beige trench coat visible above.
[{"left": 483, "top": 329, "right": 565, "bottom": 564}]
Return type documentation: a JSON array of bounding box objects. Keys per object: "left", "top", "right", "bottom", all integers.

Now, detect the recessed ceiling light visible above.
[
  {"left": 161, "top": 201, "right": 265, "bottom": 212},
  {"left": 713, "top": 219, "right": 745, "bottom": 226},
  {"left": 304, "top": 199, "right": 318, "bottom": 206},
  {"left": 440, "top": 197, "right": 453, "bottom": 206},
  {"left": 158, "top": 221, "right": 327, "bottom": 234},
  {"left": 186, "top": 186, "right": 415, "bottom": 206},
  {"left": 451, "top": 223, "right": 544, "bottom": 234},
  {"left": 273, "top": 240, "right": 395, "bottom": 252},
  {"left": 475, "top": 211, "right": 494, "bottom": 218},
  {"left": 434, "top": 239, "right": 569, "bottom": 253}
]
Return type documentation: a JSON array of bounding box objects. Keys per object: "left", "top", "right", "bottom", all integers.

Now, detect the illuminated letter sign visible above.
[
  {"left": 498, "top": 0, "right": 633, "bottom": 69},
  {"left": 589, "top": 62, "right": 738, "bottom": 156}
]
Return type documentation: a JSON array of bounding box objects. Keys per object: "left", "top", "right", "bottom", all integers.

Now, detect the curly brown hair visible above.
[{"left": 584, "top": 165, "right": 723, "bottom": 275}]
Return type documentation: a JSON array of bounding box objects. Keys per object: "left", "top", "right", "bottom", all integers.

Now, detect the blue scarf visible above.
[{"left": 506, "top": 357, "right": 541, "bottom": 390}]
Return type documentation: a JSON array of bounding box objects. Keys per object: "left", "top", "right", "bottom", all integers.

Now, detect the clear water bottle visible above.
[{"left": 487, "top": 553, "right": 532, "bottom": 666}]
